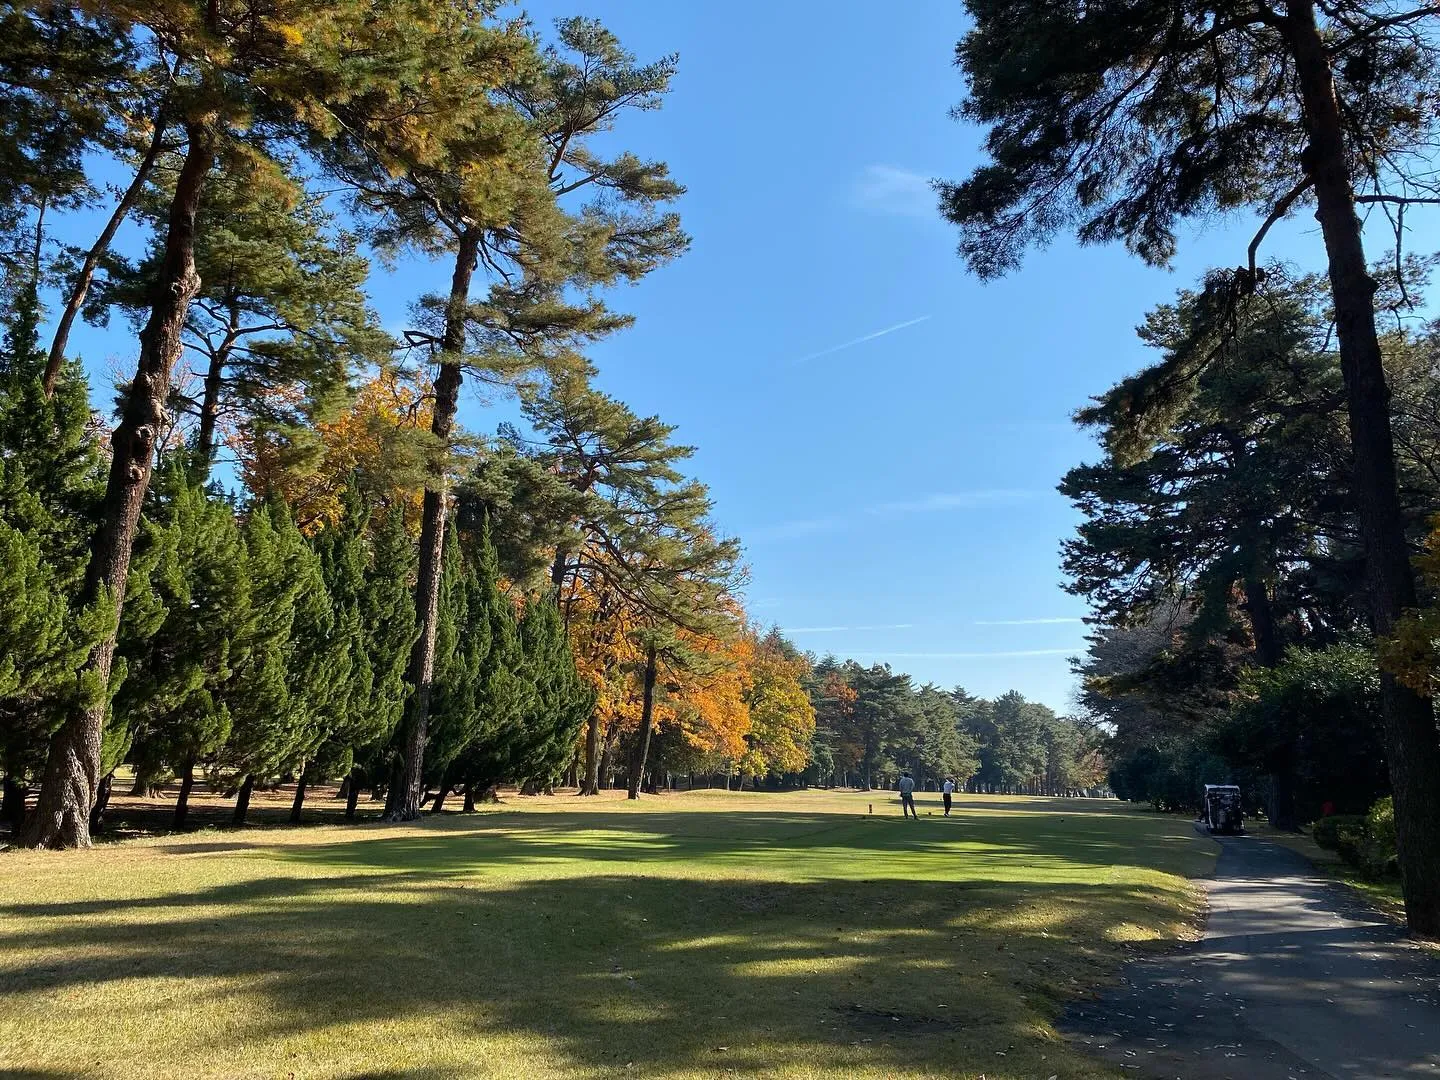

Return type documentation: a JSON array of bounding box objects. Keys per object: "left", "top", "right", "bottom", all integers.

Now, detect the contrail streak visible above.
[
  {"left": 973, "top": 617, "right": 1084, "bottom": 626},
  {"left": 794, "top": 315, "right": 931, "bottom": 363}
]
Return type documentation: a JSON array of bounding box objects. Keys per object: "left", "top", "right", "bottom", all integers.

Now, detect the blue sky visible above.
[{"left": 51, "top": 0, "right": 1440, "bottom": 713}]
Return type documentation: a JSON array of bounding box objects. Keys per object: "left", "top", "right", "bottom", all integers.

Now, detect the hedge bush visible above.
[
  {"left": 1311, "top": 798, "right": 1396, "bottom": 878},
  {"left": 1312, "top": 813, "right": 1366, "bottom": 853}
]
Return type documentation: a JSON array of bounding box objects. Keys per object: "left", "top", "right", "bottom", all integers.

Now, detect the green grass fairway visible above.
[{"left": 0, "top": 790, "right": 1214, "bottom": 1079}]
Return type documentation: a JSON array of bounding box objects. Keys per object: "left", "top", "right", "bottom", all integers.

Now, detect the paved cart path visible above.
[{"left": 1063, "top": 835, "right": 1440, "bottom": 1079}]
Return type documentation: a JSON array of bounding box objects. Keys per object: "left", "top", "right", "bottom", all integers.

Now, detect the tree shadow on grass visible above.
[{"left": 1, "top": 854, "right": 1197, "bottom": 1077}]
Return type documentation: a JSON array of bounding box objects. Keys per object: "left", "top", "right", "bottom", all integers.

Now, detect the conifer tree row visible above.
[{"left": 0, "top": 3, "right": 792, "bottom": 845}]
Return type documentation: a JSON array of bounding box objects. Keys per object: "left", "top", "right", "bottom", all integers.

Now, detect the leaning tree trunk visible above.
[
  {"left": 21, "top": 125, "right": 215, "bottom": 850},
  {"left": 174, "top": 759, "right": 196, "bottom": 831},
  {"left": 289, "top": 765, "right": 310, "bottom": 825},
  {"left": 1286, "top": 0, "right": 1440, "bottom": 937},
  {"left": 233, "top": 773, "right": 254, "bottom": 825},
  {"left": 580, "top": 712, "right": 602, "bottom": 795},
  {"left": 44, "top": 105, "right": 169, "bottom": 397},
  {"left": 194, "top": 324, "right": 237, "bottom": 479},
  {"left": 344, "top": 766, "right": 362, "bottom": 820},
  {"left": 88, "top": 772, "right": 114, "bottom": 835},
  {"left": 626, "top": 645, "right": 659, "bottom": 800},
  {"left": 387, "top": 228, "right": 479, "bottom": 823}
]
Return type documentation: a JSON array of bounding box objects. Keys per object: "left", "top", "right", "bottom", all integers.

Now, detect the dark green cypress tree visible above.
[
  {"left": 428, "top": 517, "right": 533, "bottom": 810},
  {"left": 0, "top": 520, "right": 86, "bottom": 828},
  {"left": 220, "top": 501, "right": 336, "bottom": 824},
  {"left": 418, "top": 534, "right": 484, "bottom": 811},
  {"left": 513, "top": 593, "right": 595, "bottom": 794},
  {"left": 307, "top": 486, "right": 366, "bottom": 812},
  {"left": 333, "top": 500, "right": 417, "bottom": 819},
  {"left": 116, "top": 464, "right": 249, "bottom": 830},
  {"left": 0, "top": 282, "right": 109, "bottom": 831},
  {"left": 272, "top": 503, "right": 341, "bottom": 823}
]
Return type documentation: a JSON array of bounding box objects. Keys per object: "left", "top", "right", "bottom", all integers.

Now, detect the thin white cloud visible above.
[
  {"left": 852, "top": 165, "right": 937, "bottom": 218},
  {"left": 787, "top": 624, "right": 914, "bottom": 634},
  {"left": 849, "top": 648, "right": 1074, "bottom": 659},
  {"left": 973, "top": 617, "right": 1085, "bottom": 626},
  {"left": 747, "top": 490, "right": 1033, "bottom": 541},
  {"left": 869, "top": 490, "right": 1036, "bottom": 515},
  {"left": 794, "top": 315, "right": 931, "bottom": 364}
]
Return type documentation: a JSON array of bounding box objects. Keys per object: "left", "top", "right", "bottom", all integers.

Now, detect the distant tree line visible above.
[{"left": 799, "top": 658, "right": 1105, "bottom": 796}]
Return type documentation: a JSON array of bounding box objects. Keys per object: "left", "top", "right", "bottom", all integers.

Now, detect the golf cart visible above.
[{"left": 1202, "top": 784, "right": 1244, "bottom": 835}]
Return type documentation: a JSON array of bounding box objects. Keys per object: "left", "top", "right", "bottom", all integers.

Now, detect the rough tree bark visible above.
[
  {"left": 88, "top": 772, "right": 114, "bottom": 835},
  {"left": 21, "top": 124, "right": 215, "bottom": 850},
  {"left": 1284, "top": 0, "right": 1440, "bottom": 936},
  {"left": 344, "top": 766, "right": 362, "bottom": 820},
  {"left": 194, "top": 318, "right": 237, "bottom": 477},
  {"left": 626, "top": 644, "right": 658, "bottom": 800},
  {"left": 289, "top": 766, "right": 309, "bottom": 824},
  {"left": 580, "top": 712, "right": 602, "bottom": 795},
  {"left": 173, "top": 759, "right": 196, "bottom": 831},
  {"left": 386, "top": 228, "right": 479, "bottom": 823},
  {"left": 44, "top": 106, "right": 170, "bottom": 397},
  {"left": 232, "top": 773, "right": 254, "bottom": 825}
]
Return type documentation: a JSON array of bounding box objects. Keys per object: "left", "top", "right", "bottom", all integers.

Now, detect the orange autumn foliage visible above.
[
  {"left": 238, "top": 368, "right": 433, "bottom": 534},
  {"left": 666, "top": 629, "right": 753, "bottom": 761}
]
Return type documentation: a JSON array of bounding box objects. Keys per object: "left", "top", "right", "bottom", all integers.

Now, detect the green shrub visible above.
[
  {"left": 1311, "top": 799, "right": 1397, "bottom": 879},
  {"left": 1361, "top": 796, "right": 1397, "bottom": 877},
  {"left": 1312, "top": 814, "right": 1366, "bottom": 853}
]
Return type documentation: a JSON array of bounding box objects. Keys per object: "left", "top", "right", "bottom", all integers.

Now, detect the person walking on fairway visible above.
[
  {"left": 942, "top": 776, "right": 954, "bottom": 816},
  {"left": 898, "top": 771, "right": 917, "bottom": 819}
]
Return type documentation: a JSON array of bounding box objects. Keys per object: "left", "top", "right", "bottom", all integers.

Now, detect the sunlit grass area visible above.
[{"left": 0, "top": 790, "right": 1214, "bottom": 1079}]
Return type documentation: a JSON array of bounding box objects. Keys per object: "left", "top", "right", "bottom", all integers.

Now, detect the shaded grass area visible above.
[{"left": 0, "top": 791, "right": 1214, "bottom": 1079}]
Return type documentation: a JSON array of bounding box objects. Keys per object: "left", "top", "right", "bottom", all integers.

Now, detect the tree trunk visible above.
[
  {"left": 1243, "top": 572, "right": 1298, "bottom": 830},
  {"left": 387, "top": 228, "right": 480, "bottom": 823},
  {"left": 1285, "top": 0, "right": 1440, "bottom": 937},
  {"left": 129, "top": 768, "right": 158, "bottom": 798},
  {"left": 289, "top": 766, "right": 309, "bottom": 825},
  {"left": 233, "top": 773, "right": 254, "bottom": 826},
  {"left": 2, "top": 774, "right": 26, "bottom": 832},
  {"left": 195, "top": 327, "right": 236, "bottom": 478},
  {"left": 580, "top": 712, "right": 602, "bottom": 795},
  {"left": 430, "top": 785, "right": 451, "bottom": 814},
  {"left": 627, "top": 644, "right": 659, "bottom": 800},
  {"left": 599, "top": 726, "right": 617, "bottom": 790},
  {"left": 383, "top": 755, "right": 403, "bottom": 819},
  {"left": 1242, "top": 572, "right": 1283, "bottom": 668},
  {"left": 1269, "top": 770, "right": 1299, "bottom": 833},
  {"left": 88, "top": 771, "right": 114, "bottom": 835},
  {"left": 463, "top": 787, "right": 476, "bottom": 813},
  {"left": 174, "top": 760, "right": 196, "bottom": 831},
  {"left": 44, "top": 105, "right": 169, "bottom": 396},
  {"left": 21, "top": 125, "right": 215, "bottom": 850},
  {"left": 344, "top": 766, "right": 362, "bottom": 820}
]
